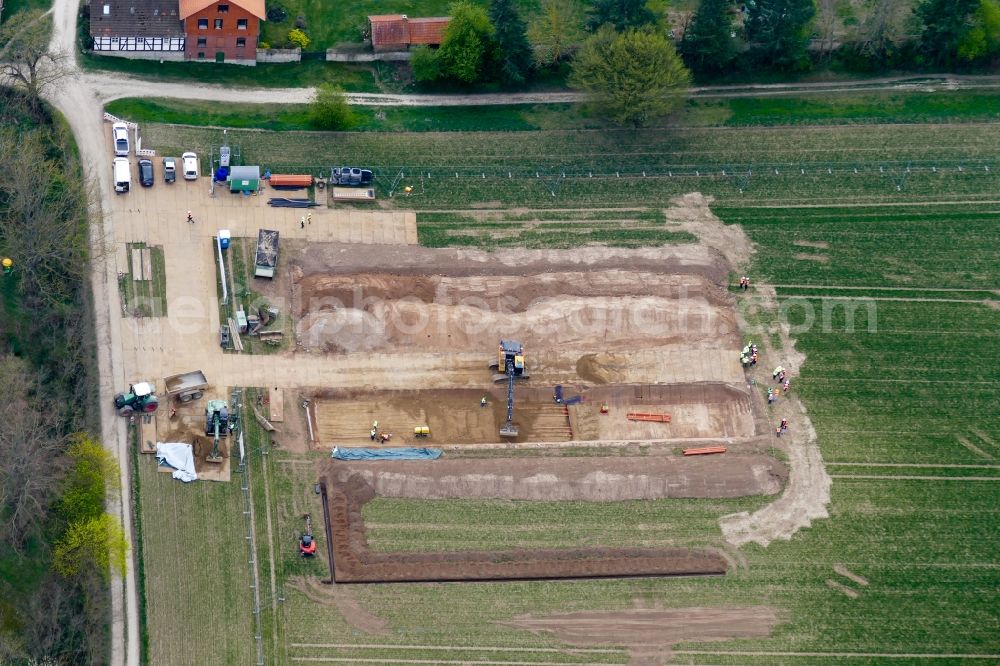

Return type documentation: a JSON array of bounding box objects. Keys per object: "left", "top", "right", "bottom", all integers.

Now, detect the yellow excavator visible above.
[{"left": 489, "top": 340, "right": 527, "bottom": 438}]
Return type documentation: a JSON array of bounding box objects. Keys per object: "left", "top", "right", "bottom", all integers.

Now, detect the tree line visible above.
[
  {"left": 0, "top": 82, "right": 120, "bottom": 664},
  {"left": 402, "top": 0, "right": 1000, "bottom": 125}
]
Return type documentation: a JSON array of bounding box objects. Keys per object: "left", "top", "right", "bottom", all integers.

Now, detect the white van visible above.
[{"left": 113, "top": 157, "right": 131, "bottom": 193}]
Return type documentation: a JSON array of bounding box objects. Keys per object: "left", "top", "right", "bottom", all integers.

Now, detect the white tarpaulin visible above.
[{"left": 155, "top": 442, "right": 198, "bottom": 482}]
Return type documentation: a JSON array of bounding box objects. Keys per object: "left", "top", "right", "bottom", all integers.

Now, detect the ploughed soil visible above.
[
  {"left": 292, "top": 245, "right": 737, "bottom": 355},
  {"left": 319, "top": 455, "right": 786, "bottom": 501},
  {"left": 317, "top": 454, "right": 787, "bottom": 583}
]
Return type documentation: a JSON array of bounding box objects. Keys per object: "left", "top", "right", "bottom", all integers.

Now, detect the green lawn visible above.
[
  {"left": 81, "top": 52, "right": 380, "bottom": 91},
  {"left": 260, "top": 0, "right": 545, "bottom": 50}
]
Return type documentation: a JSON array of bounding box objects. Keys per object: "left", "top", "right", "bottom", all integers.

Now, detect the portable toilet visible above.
[
  {"left": 236, "top": 310, "right": 248, "bottom": 333},
  {"left": 219, "top": 229, "right": 231, "bottom": 250}
]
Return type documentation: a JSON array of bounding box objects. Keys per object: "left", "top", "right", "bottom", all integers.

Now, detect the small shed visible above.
[
  {"left": 369, "top": 14, "right": 451, "bottom": 51},
  {"left": 228, "top": 165, "right": 261, "bottom": 193}
]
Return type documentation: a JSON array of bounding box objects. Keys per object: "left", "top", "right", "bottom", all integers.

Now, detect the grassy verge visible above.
[
  {"left": 127, "top": 425, "right": 150, "bottom": 665},
  {"left": 120, "top": 242, "right": 167, "bottom": 317},
  {"left": 82, "top": 52, "right": 379, "bottom": 91},
  {"left": 108, "top": 89, "right": 1000, "bottom": 135}
]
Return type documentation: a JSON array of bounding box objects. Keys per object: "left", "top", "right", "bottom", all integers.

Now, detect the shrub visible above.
[
  {"left": 308, "top": 84, "right": 356, "bottom": 130},
  {"left": 411, "top": 45, "right": 442, "bottom": 82},
  {"left": 287, "top": 28, "right": 310, "bottom": 49}
]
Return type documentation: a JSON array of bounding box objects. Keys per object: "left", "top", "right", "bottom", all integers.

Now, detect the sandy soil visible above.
[
  {"left": 321, "top": 454, "right": 787, "bottom": 501},
  {"left": 320, "top": 472, "right": 730, "bottom": 583},
  {"left": 313, "top": 382, "right": 757, "bottom": 447},
  {"left": 664, "top": 193, "right": 755, "bottom": 272},
  {"left": 502, "top": 606, "right": 779, "bottom": 665},
  {"left": 155, "top": 393, "right": 232, "bottom": 481}
]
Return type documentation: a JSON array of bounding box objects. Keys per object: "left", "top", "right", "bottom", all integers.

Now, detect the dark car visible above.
[
  {"left": 163, "top": 157, "right": 176, "bottom": 183},
  {"left": 138, "top": 159, "right": 154, "bottom": 187},
  {"left": 330, "top": 166, "right": 373, "bottom": 187}
]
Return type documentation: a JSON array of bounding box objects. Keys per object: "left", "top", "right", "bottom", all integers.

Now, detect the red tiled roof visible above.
[
  {"left": 180, "top": 0, "right": 265, "bottom": 20},
  {"left": 406, "top": 17, "right": 450, "bottom": 45},
  {"left": 368, "top": 14, "right": 450, "bottom": 47},
  {"left": 369, "top": 15, "right": 408, "bottom": 47}
]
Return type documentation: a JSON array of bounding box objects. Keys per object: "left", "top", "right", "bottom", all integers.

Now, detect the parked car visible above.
[
  {"left": 138, "top": 159, "right": 154, "bottom": 187},
  {"left": 182, "top": 152, "right": 199, "bottom": 180},
  {"left": 113, "top": 157, "right": 131, "bottom": 193},
  {"left": 112, "top": 123, "right": 129, "bottom": 156},
  {"left": 163, "top": 157, "right": 176, "bottom": 183},
  {"left": 329, "top": 166, "right": 373, "bottom": 187}
]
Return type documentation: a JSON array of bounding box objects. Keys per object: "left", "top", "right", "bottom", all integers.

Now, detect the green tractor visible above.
[{"left": 113, "top": 382, "right": 159, "bottom": 417}]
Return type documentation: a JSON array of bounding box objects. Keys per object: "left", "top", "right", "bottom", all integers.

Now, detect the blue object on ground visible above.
[
  {"left": 564, "top": 395, "right": 583, "bottom": 405},
  {"left": 331, "top": 447, "right": 442, "bottom": 461}
]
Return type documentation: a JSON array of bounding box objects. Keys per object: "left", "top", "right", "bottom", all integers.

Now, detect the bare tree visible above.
[
  {"left": 0, "top": 356, "right": 70, "bottom": 551},
  {"left": 0, "top": 129, "right": 91, "bottom": 308},
  {"left": 814, "top": 0, "right": 839, "bottom": 61},
  {"left": 857, "top": 0, "right": 895, "bottom": 63},
  {"left": 0, "top": 11, "right": 73, "bottom": 113}
]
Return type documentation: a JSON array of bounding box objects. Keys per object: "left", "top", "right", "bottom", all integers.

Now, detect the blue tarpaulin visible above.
[{"left": 331, "top": 447, "right": 442, "bottom": 461}]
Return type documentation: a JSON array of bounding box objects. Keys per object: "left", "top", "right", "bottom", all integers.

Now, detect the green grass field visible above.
[
  {"left": 133, "top": 445, "right": 255, "bottom": 664},
  {"left": 141, "top": 121, "right": 1000, "bottom": 210},
  {"left": 132, "top": 95, "right": 999, "bottom": 664}
]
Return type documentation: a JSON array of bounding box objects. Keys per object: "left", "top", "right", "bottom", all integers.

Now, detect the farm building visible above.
[
  {"left": 368, "top": 14, "right": 451, "bottom": 51},
  {"left": 179, "top": 0, "right": 265, "bottom": 65},
  {"left": 89, "top": 0, "right": 186, "bottom": 58},
  {"left": 90, "top": 0, "right": 264, "bottom": 64}
]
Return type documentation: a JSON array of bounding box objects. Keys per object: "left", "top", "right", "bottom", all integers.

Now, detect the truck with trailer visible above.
[
  {"left": 164, "top": 370, "right": 209, "bottom": 403},
  {"left": 255, "top": 229, "right": 279, "bottom": 278}
]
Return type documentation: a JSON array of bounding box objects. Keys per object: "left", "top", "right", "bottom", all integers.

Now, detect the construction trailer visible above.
[
  {"left": 228, "top": 165, "right": 260, "bottom": 193},
  {"left": 254, "top": 229, "right": 279, "bottom": 279}
]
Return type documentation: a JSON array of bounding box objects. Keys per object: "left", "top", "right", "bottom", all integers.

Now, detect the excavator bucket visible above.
[{"left": 499, "top": 424, "right": 519, "bottom": 438}]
